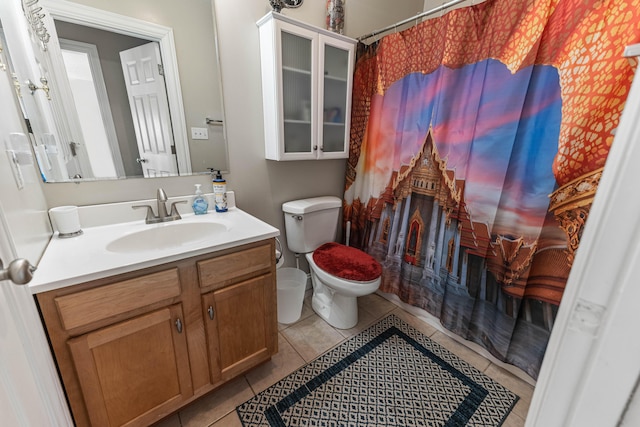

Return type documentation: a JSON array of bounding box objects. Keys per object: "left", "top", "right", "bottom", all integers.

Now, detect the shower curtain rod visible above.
[{"left": 357, "top": 0, "right": 469, "bottom": 41}]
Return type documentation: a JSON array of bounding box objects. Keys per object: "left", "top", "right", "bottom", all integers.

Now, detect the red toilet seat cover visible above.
[{"left": 312, "top": 242, "right": 382, "bottom": 281}]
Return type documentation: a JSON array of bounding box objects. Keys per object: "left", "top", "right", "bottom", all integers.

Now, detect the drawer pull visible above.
[
  {"left": 208, "top": 306, "right": 214, "bottom": 320},
  {"left": 175, "top": 318, "right": 183, "bottom": 333}
]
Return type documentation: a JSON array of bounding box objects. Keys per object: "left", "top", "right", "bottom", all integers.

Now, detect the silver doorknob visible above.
[
  {"left": 0, "top": 258, "right": 36, "bottom": 285},
  {"left": 136, "top": 158, "right": 148, "bottom": 164}
]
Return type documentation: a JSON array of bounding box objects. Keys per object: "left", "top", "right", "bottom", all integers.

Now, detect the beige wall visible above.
[{"left": 41, "top": 0, "right": 425, "bottom": 267}]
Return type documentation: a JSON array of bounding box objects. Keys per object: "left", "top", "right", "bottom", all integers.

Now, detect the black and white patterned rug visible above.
[{"left": 236, "top": 314, "right": 518, "bottom": 426}]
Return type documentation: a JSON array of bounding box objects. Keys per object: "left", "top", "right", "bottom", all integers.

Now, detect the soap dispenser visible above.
[
  {"left": 191, "top": 184, "right": 208, "bottom": 215},
  {"left": 211, "top": 170, "right": 228, "bottom": 212}
]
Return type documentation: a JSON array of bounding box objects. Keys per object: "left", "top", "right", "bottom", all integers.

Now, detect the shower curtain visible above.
[{"left": 344, "top": 0, "right": 640, "bottom": 378}]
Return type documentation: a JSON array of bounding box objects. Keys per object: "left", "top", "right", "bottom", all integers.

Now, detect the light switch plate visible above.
[{"left": 191, "top": 127, "right": 209, "bottom": 140}]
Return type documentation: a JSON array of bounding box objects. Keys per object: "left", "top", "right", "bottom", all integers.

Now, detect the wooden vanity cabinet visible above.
[{"left": 36, "top": 239, "right": 277, "bottom": 427}]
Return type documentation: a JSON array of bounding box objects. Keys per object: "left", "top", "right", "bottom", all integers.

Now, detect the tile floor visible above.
[{"left": 155, "top": 293, "right": 533, "bottom": 427}]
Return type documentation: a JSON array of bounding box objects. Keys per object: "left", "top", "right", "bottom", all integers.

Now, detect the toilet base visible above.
[
  {"left": 311, "top": 291, "right": 358, "bottom": 329},
  {"left": 306, "top": 251, "right": 381, "bottom": 330}
]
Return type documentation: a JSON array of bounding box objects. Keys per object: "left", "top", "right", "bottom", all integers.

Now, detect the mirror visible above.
[{"left": 2, "top": 0, "right": 228, "bottom": 182}]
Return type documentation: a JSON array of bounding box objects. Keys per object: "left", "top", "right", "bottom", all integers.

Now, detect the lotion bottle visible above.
[
  {"left": 212, "top": 170, "right": 228, "bottom": 212},
  {"left": 191, "top": 184, "right": 208, "bottom": 215}
]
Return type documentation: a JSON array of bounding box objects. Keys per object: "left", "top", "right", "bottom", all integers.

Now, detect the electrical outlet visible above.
[{"left": 191, "top": 127, "right": 209, "bottom": 140}]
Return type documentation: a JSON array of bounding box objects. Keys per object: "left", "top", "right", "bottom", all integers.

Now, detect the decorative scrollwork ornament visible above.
[{"left": 269, "top": 0, "right": 303, "bottom": 13}]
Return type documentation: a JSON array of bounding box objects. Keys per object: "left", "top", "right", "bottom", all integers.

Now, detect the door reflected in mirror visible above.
[
  {"left": 57, "top": 21, "right": 181, "bottom": 179},
  {"left": 2, "top": 0, "right": 228, "bottom": 183},
  {"left": 58, "top": 29, "right": 146, "bottom": 178}
]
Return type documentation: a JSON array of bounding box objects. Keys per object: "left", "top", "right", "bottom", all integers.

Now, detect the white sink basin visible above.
[{"left": 106, "top": 221, "right": 228, "bottom": 253}]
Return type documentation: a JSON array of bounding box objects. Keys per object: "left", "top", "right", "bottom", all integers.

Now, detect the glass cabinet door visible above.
[
  {"left": 318, "top": 35, "right": 353, "bottom": 159},
  {"left": 280, "top": 30, "right": 314, "bottom": 156},
  {"left": 258, "top": 12, "right": 355, "bottom": 161}
]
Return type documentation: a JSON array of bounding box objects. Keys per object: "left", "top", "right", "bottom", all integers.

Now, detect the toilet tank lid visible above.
[{"left": 282, "top": 196, "right": 342, "bottom": 214}]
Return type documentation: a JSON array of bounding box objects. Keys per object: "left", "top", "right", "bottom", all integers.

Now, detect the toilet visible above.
[{"left": 282, "top": 196, "right": 382, "bottom": 329}]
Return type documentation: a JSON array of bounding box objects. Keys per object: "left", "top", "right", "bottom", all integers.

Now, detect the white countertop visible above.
[{"left": 29, "top": 207, "right": 280, "bottom": 294}]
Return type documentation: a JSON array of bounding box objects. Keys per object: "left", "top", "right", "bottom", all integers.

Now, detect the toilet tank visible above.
[{"left": 282, "top": 196, "right": 342, "bottom": 254}]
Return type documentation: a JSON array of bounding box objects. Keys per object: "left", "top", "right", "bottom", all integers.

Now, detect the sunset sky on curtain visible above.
[{"left": 355, "top": 59, "right": 562, "bottom": 238}]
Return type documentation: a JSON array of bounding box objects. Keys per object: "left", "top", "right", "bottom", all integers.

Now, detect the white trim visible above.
[
  {"left": 527, "top": 54, "right": 640, "bottom": 426},
  {"left": 624, "top": 43, "right": 640, "bottom": 58},
  {"left": 42, "top": 0, "right": 192, "bottom": 175},
  {"left": 257, "top": 11, "right": 356, "bottom": 44},
  {"left": 59, "top": 38, "right": 126, "bottom": 177},
  {"left": 210, "top": 1, "right": 230, "bottom": 173}
]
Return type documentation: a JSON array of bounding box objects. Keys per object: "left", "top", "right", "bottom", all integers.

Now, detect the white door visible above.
[
  {"left": 0, "top": 284, "right": 35, "bottom": 427},
  {"left": 0, "top": 17, "right": 72, "bottom": 423},
  {"left": 0, "top": 220, "right": 71, "bottom": 427},
  {"left": 0, "top": 261, "right": 53, "bottom": 426},
  {"left": 120, "top": 42, "right": 178, "bottom": 177}
]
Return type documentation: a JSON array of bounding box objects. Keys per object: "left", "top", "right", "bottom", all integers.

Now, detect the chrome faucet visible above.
[
  {"left": 156, "top": 188, "right": 170, "bottom": 219},
  {"left": 132, "top": 188, "right": 186, "bottom": 224}
]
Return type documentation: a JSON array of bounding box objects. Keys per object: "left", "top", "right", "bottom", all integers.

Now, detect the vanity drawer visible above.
[
  {"left": 198, "top": 243, "right": 272, "bottom": 290},
  {"left": 54, "top": 269, "right": 181, "bottom": 331}
]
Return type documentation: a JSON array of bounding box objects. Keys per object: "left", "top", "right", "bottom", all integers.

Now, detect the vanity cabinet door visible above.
[
  {"left": 68, "top": 304, "right": 192, "bottom": 427},
  {"left": 202, "top": 273, "right": 276, "bottom": 383}
]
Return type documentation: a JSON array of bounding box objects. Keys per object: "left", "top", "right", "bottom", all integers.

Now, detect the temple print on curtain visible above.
[{"left": 344, "top": 0, "right": 640, "bottom": 378}]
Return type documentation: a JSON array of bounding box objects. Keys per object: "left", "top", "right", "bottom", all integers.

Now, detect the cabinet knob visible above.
[
  {"left": 175, "top": 318, "right": 183, "bottom": 333},
  {"left": 208, "top": 306, "right": 214, "bottom": 320},
  {"left": 313, "top": 145, "right": 318, "bottom": 151}
]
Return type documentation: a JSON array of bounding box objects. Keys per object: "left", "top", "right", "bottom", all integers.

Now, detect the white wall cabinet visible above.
[{"left": 258, "top": 12, "right": 356, "bottom": 161}]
